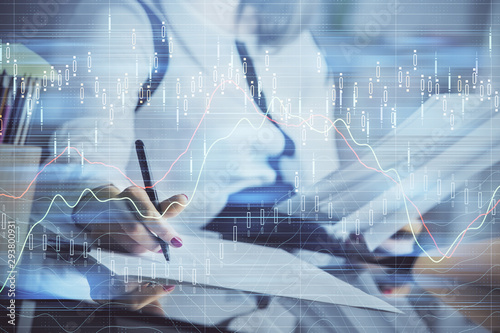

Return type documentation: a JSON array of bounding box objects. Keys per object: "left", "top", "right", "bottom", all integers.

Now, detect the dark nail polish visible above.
[
  {"left": 170, "top": 237, "right": 183, "bottom": 248},
  {"left": 181, "top": 194, "right": 188, "bottom": 201},
  {"left": 382, "top": 288, "right": 393, "bottom": 295},
  {"left": 162, "top": 285, "right": 175, "bottom": 292}
]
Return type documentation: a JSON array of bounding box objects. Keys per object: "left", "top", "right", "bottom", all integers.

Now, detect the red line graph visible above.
[{"left": 0, "top": 79, "right": 496, "bottom": 258}]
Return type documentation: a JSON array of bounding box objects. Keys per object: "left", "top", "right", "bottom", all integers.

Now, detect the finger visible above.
[
  {"left": 124, "top": 283, "right": 175, "bottom": 311},
  {"left": 86, "top": 187, "right": 166, "bottom": 252},
  {"left": 93, "top": 184, "right": 122, "bottom": 199},
  {"left": 111, "top": 199, "right": 163, "bottom": 252},
  {"left": 74, "top": 185, "right": 149, "bottom": 232},
  {"left": 119, "top": 186, "right": 182, "bottom": 247},
  {"left": 90, "top": 218, "right": 160, "bottom": 253},
  {"left": 88, "top": 205, "right": 160, "bottom": 253},
  {"left": 399, "top": 220, "right": 423, "bottom": 234},
  {"left": 119, "top": 186, "right": 161, "bottom": 219},
  {"left": 159, "top": 194, "right": 188, "bottom": 219},
  {"left": 116, "top": 221, "right": 161, "bottom": 252},
  {"left": 141, "top": 299, "right": 165, "bottom": 316},
  {"left": 75, "top": 185, "right": 162, "bottom": 253},
  {"left": 73, "top": 185, "right": 123, "bottom": 226},
  {"left": 90, "top": 223, "right": 151, "bottom": 253},
  {"left": 110, "top": 229, "right": 160, "bottom": 253},
  {"left": 88, "top": 199, "right": 137, "bottom": 225}
]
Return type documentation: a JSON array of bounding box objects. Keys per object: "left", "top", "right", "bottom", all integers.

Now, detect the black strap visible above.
[
  {"left": 135, "top": 0, "right": 170, "bottom": 112},
  {"left": 235, "top": 40, "right": 296, "bottom": 193},
  {"left": 235, "top": 41, "right": 295, "bottom": 158}
]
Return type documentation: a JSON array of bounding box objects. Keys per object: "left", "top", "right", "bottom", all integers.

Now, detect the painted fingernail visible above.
[
  {"left": 181, "top": 194, "right": 188, "bottom": 201},
  {"left": 382, "top": 288, "right": 393, "bottom": 295},
  {"left": 157, "top": 249, "right": 163, "bottom": 253},
  {"left": 162, "top": 285, "right": 175, "bottom": 292},
  {"left": 170, "top": 237, "right": 183, "bottom": 248}
]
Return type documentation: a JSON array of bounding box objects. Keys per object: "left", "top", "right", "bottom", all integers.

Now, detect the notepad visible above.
[{"left": 89, "top": 234, "right": 400, "bottom": 313}]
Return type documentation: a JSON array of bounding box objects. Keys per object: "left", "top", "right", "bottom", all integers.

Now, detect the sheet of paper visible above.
[
  {"left": 89, "top": 234, "right": 400, "bottom": 313},
  {"left": 277, "top": 95, "right": 497, "bottom": 251}
]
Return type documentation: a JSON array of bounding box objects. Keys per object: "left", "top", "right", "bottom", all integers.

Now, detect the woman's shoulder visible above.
[{"left": 70, "top": 0, "right": 150, "bottom": 27}]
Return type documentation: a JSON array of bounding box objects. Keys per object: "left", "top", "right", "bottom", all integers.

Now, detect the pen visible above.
[{"left": 135, "top": 139, "right": 170, "bottom": 262}]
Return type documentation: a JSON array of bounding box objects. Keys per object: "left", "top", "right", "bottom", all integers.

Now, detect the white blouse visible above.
[{"left": 31, "top": 0, "right": 339, "bottom": 235}]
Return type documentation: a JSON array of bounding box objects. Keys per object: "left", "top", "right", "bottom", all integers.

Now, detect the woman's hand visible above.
[
  {"left": 72, "top": 184, "right": 187, "bottom": 253},
  {"left": 91, "top": 280, "right": 176, "bottom": 316}
]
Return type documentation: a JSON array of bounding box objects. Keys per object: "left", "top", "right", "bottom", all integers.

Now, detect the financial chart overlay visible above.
[{"left": 1, "top": 1, "right": 500, "bottom": 332}]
